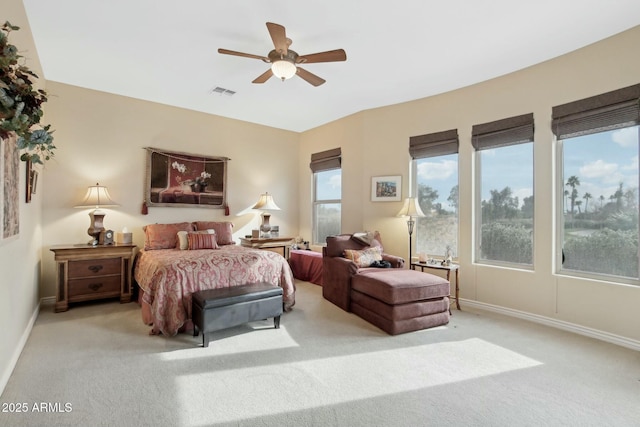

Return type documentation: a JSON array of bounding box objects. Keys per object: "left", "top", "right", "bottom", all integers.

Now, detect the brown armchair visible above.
[
  {"left": 322, "top": 231, "right": 450, "bottom": 335},
  {"left": 322, "top": 232, "right": 404, "bottom": 311}
]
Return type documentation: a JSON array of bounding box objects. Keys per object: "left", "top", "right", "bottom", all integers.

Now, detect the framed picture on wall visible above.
[
  {"left": 371, "top": 175, "right": 401, "bottom": 202},
  {"left": 25, "top": 159, "right": 32, "bottom": 203},
  {"left": 144, "top": 147, "right": 229, "bottom": 209},
  {"left": 1, "top": 133, "right": 19, "bottom": 240}
]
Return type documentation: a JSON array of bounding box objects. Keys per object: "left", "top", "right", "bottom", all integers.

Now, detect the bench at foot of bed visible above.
[{"left": 191, "top": 283, "right": 283, "bottom": 347}]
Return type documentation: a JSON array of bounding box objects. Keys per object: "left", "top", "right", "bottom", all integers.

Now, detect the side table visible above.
[
  {"left": 411, "top": 261, "right": 460, "bottom": 310},
  {"left": 239, "top": 237, "right": 294, "bottom": 259},
  {"left": 50, "top": 243, "right": 137, "bottom": 312}
]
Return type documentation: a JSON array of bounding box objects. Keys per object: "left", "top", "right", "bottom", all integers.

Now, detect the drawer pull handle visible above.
[
  {"left": 88, "top": 265, "right": 103, "bottom": 273},
  {"left": 88, "top": 283, "right": 103, "bottom": 291}
]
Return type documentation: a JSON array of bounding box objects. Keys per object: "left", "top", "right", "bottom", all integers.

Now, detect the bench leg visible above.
[
  {"left": 193, "top": 324, "right": 199, "bottom": 337},
  {"left": 274, "top": 315, "right": 281, "bottom": 329},
  {"left": 202, "top": 333, "right": 210, "bottom": 348}
]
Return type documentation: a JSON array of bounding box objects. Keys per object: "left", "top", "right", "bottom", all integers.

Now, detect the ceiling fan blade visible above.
[
  {"left": 266, "top": 22, "right": 288, "bottom": 55},
  {"left": 218, "top": 48, "right": 268, "bottom": 62},
  {"left": 252, "top": 69, "right": 273, "bottom": 84},
  {"left": 296, "top": 67, "right": 326, "bottom": 87},
  {"left": 297, "top": 49, "right": 347, "bottom": 64}
]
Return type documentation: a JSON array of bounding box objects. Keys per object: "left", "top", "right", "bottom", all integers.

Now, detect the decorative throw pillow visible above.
[
  {"left": 351, "top": 231, "right": 376, "bottom": 246},
  {"left": 344, "top": 246, "right": 383, "bottom": 268},
  {"left": 143, "top": 222, "right": 194, "bottom": 250},
  {"left": 193, "top": 221, "right": 234, "bottom": 245},
  {"left": 177, "top": 229, "right": 215, "bottom": 250},
  {"left": 187, "top": 232, "right": 219, "bottom": 250}
]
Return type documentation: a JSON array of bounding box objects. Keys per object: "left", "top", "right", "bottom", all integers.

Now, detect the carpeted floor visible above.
[{"left": 1, "top": 280, "right": 639, "bottom": 427}]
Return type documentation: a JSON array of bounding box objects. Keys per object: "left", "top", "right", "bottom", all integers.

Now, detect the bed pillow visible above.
[
  {"left": 193, "top": 221, "right": 234, "bottom": 245},
  {"left": 143, "top": 222, "right": 194, "bottom": 250},
  {"left": 177, "top": 229, "right": 215, "bottom": 250},
  {"left": 187, "top": 232, "right": 219, "bottom": 250},
  {"left": 344, "top": 246, "right": 383, "bottom": 268}
]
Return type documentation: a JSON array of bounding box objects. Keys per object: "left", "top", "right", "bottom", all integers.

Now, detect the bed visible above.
[{"left": 134, "top": 221, "right": 295, "bottom": 336}]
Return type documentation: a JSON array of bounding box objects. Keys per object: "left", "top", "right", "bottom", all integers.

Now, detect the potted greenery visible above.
[{"left": 0, "top": 21, "right": 55, "bottom": 164}]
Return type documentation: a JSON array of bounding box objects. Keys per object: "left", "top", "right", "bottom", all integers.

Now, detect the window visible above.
[
  {"left": 473, "top": 113, "right": 534, "bottom": 266},
  {"left": 410, "top": 130, "right": 459, "bottom": 258},
  {"left": 553, "top": 84, "right": 640, "bottom": 280},
  {"left": 310, "top": 148, "right": 341, "bottom": 245}
]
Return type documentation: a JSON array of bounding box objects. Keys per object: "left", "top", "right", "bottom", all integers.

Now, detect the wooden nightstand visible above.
[
  {"left": 50, "top": 244, "right": 137, "bottom": 312},
  {"left": 239, "top": 237, "right": 294, "bottom": 259}
]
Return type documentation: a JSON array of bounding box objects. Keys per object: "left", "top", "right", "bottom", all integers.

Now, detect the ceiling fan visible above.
[{"left": 218, "top": 22, "right": 347, "bottom": 87}]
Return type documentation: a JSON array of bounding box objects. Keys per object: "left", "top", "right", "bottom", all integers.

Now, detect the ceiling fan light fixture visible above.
[
  {"left": 271, "top": 60, "right": 297, "bottom": 80},
  {"left": 219, "top": 22, "right": 345, "bottom": 86}
]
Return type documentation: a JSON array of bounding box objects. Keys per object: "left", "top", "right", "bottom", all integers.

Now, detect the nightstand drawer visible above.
[
  {"left": 68, "top": 258, "right": 121, "bottom": 278},
  {"left": 68, "top": 275, "right": 121, "bottom": 297}
]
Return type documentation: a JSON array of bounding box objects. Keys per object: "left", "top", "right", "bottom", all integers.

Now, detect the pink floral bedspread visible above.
[{"left": 134, "top": 245, "right": 295, "bottom": 336}]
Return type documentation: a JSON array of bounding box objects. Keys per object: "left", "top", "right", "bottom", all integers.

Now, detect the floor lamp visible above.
[{"left": 396, "top": 197, "right": 425, "bottom": 265}]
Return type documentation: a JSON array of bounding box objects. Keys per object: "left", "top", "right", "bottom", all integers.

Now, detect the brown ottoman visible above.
[{"left": 350, "top": 269, "right": 450, "bottom": 335}]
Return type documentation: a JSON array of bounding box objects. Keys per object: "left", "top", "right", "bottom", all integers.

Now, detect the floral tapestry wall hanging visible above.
[{"left": 144, "top": 147, "right": 229, "bottom": 209}]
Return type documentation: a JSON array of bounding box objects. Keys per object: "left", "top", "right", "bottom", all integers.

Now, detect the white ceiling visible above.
[{"left": 22, "top": 1, "right": 640, "bottom": 133}]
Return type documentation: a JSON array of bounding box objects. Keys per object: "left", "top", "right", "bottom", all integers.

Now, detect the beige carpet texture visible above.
[{"left": 1, "top": 280, "right": 639, "bottom": 426}]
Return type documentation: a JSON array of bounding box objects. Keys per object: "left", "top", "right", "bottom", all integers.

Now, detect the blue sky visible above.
[
  {"left": 416, "top": 126, "right": 639, "bottom": 212},
  {"left": 563, "top": 127, "right": 638, "bottom": 211},
  {"left": 316, "top": 169, "right": 342, "bottom": 200}
]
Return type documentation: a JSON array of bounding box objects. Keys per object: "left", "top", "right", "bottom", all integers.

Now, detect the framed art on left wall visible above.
[
  {"left": 1, "top": 132, "right": 19, "bottom": 241},
  {"left": 25, "top": 159, "right": 38, "bottom": 203}
]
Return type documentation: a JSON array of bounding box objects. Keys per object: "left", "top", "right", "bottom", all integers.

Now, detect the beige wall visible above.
[
  {"left": 299, "top": 25, "right": 640, "bottom": 343},
  {"left": 41, "top": 83, "right": 300, "bottom": 298},
  {"left": 298, "top": 113, "right": 366, "bottom": 243},
  {"left": 1, "top": 0, "right": 46, "bottom": 392}
]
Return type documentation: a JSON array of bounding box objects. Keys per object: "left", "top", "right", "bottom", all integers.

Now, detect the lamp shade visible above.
[
  {"left": 251, "top": 192, "right": 281, "bottom": 211},
  {"left": 271, "top": 60, "right": 297, "bottom": 80},
  {"left": 74, "top": 183, "right": 119, "bottom": 208},
  {"left": 396, "top": 197, "right": 425, "bottom": 218}
]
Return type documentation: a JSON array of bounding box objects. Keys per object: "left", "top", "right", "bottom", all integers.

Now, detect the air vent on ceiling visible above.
[{"left": 209, "top": 86, "right": 236, "bottom": 96}]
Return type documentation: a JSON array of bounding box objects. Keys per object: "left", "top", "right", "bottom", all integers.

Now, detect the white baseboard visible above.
[
  {"left": 461, "top": 299, "right": 640, "bottom": 352},
  {"left": 40, "top": 296, "right": 55, "bottom": 304},
  {"left": 0, "top": 298, "right": 42, "bottom": 396}
]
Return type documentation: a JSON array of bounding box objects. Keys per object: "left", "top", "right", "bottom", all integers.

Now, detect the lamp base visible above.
[
  {"left": 259, "top": 212, "right": 272, "bottom": 238},
  {"left": 87, "top": 209, "right": 105, "bottom": 246}
]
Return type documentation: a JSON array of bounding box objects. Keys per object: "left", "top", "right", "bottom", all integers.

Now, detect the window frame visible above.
[
  {"left": 310, "top": 148, "right": 342, "bottom": 246},
  {"left": 409, "top": 129, "right": 460, "bottom": 259},
  {"left": 412, "top": 154, "right": 460, "bottom": 259},
  {"left": 312, "top": 168, "right": 342, "bottom": 246},
  {"left": 554, "top": 129, "right": 640, "bottom": 285},
  {"left": 551, "top": 84, "right": 640, "bottom": 284},
  {"left": 472, "top": 113, "right": 535, "bottom": 269}
]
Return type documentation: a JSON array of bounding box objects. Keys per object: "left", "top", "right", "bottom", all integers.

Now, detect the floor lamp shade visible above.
[
  {"left": 251, "top": 192, "right": 281, "bottom": 238},
  {"left": 396, "top": 197, "right": 425, "bottom": 264},
  {"left": 74, "top": 183, "right": 119, "bottom": 245}
]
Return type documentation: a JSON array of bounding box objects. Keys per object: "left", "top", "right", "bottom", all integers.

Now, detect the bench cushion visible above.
[
  {"left": 352, "top": 269, "right": 449, "bottom": 305},
  {"left": 193, "top": 283, "right": 283, "bottom": 309}
]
